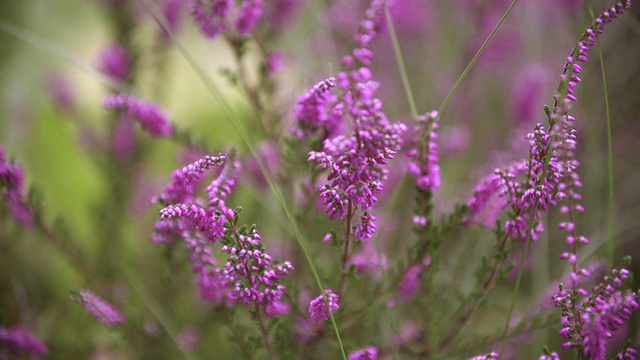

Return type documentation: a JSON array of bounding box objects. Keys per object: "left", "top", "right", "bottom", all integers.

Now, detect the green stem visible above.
[
  {"left": 590, "top": 3, "right": 616, "bottom": 265},
  {"left": 438, "top": 0, "right": 520, "bottom": 116},
  {"left": 499, "top": 214, "right": 534, "bottom": 358},
  {"left": 384, "top": 6, "right": 418, "bottom": 121}
]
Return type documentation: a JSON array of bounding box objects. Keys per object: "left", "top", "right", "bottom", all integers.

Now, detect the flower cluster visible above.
[
  {"left": 96, "top": 44, "right": 130, "bottom": 82},
  {"left": 407, "top": 110, "right": 441, "bottom": 193},
  {"left": 304, "top": 0, "right": 406, "bottom": 241},
  {"left": 538, "top": 352, "right": 560, "bottom": 360},
  {"left": 550, "top": 0, "right": 631, "bottom": 292},
  {"left": 309, "top": 289, "right": 340, "bottom": 322},
  {"left": 0, "top": 326, "right": 49, "bottom": 358},
  {"left": 154, "top": 154, "right": 294, "bottom": 311},
  {"left": 102, "top": 94, "right": 174, "bottom": 138},
  {"left": 469, "top": 352, "right": 499, "bottom": 360},
  {"left": 292, "top": 77, "right": 338, "bottom": 141},
  {"left": 0, "top": 147, "right": 34, "bottom": 228},
  {"left": 72, "top": 289, "right": 126, "bottom": 328},
  {"left": 553, "top": 266, "right": 640, "bottom": 359},
  {"left": 348, "top": 346, "right": 378, "bottom": 360},
  {"left": 187, "top": 0, "right": 263, "bottom": 39}
]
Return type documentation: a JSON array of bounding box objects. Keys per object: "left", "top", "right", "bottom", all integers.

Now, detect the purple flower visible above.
[
  {"left": 154, "top": 154, "right": 226, "bottom": 205},
  {"left": 72, "top": 290, "right": 126, "bottom": 328},
  {"left": 188, "top": 0, "right": 231, "bottom": 39},
  {"left": 187, "top": 0, "right": 263, "bottom": 39},
  {"left": 112, "top": 115, "right": 136, "bottom": 161},
  {"left": 553, "top": 266, "right": 639, "bottom": 359},
  {"left": 292, "top": 77, "right": 337, "bottom": 140},
  {"left": 234, "top": 0, "right": 263, "bottom": 36},
  {"left": 301, "top": 0, "right": 406, "bottom": 245},
  {"left": 538, "top": 352, "right": 560, "bottom": 360},
  {"left": 348, "top": 346, "right": 378, "bottom": 360},
  {"left": 154, "top": 154, "right": 293, "bottom": 310},
  {"left": 263, "top": 0, "right": 301, "bottom": 32},
  {"left": 102, "top": 94, "right": 174, "bottom": 137},
  {"left": 0, "top": 147, "right": 34, "bottom": 228},
  {"left": 0, "top": 326, "right": 49, "bottom": 358},
  {"left": 159, "top": 0, "right": 183, "bottom": 41},
  {"left": 469, "top": 352, "right": 499, "bottom": 360},
  {"left": 45, "top": 74, "right": 76, "bottom": 113},
  {"left": 309, "top": 289, "right": 340, "bottom": 322},
  {"left": 96, "top": 44, "right": 130, "bottom": 82},
  {"left": 406, "top": 110, "right": 441, "bottom": 193}
]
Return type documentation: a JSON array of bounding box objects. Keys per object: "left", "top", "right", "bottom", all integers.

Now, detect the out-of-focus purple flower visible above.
[
  {"left": 265, "top": 300, "right": 291, "bottom": 318},
  {"left": 266, "top": 51, "right": 284, "bottom": 75},
  {"left": 234, "top": 0, "right": 263, "bottom": 36},
  {"left": 102, "top": 94, "right": 174, "bottom": 137},
  {"left": 112, "top": 115, "right": 136, "bottom": 161},
  {"left": 397, "top": 255, "right": 430, "bottom": 302},
  {"left": 159, "top": 0, "right": 183, "bottom": 41},
  {"left": 188, "top": 0, "right": 231, "bottom": 39},
  {"left": 348, "top": 346, "right": 378, "bottom": 360},
  {"left": 96, "top": 44, "right": 130, "bottom": 82},
  {"left": 0, "top": 326, "right": 49, "bottom": 358},
  {"left": 72, "top": 290, "right": 126, "bottom": 328},
  {"left": 263, "top": 0, "right": 302, "bottom": 32},
  {"left": 309, "top": 289, "right": 340, "bottom": 322},
  {"left": 45, "top": 74, "right": 76, "bottom": 113},
  {"left": 188, "top": 0, "right": 263, "bottom": 39},
  {"left": 0, "top": 147, "right": 34, "bottom": 228},
  {"left": 245, "top": 140, "right": 281, "bottom": 188},
  {"left": 178, "top": 326, "right": 200, "bottom": 353},
  {"left": 469, "top": 352, "right": 499, "bottom": 360},
  {"left": 348, "top": 240, "right": 388, "bottom": 278},
  {"left": 538, "top": 352, "right": 561, "bottom": 360},
  {"left": 510, "top": 65, "right": 551, "bottom": 126}
]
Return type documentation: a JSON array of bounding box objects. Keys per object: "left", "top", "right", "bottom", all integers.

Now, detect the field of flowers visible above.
[{"left": 1, "top": 0, "right": 640, "bottom": 359}]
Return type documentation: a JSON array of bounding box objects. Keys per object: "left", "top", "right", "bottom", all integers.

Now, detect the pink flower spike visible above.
[{"left": 72, "top": 290, "right": 126, "bottom": 328}]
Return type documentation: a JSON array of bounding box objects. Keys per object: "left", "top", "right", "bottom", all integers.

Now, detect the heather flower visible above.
[
  {"left": 348, "top": 240, "right": 388, "bottom": 278},
  {"left": 187, "top": 0, "right": 263, "bottom": 39},
  {"left": 266, "top": 50, "right": 284, "bottom": 75},
  {"left": 549, "top": 0, "right": 631, "bottom": 290},
  {"left": 553, "top": 265, "right": 639, "bottom": 359},
  {"left": 302, "top": 0, "right": 406, "bottom": 244},
  {"left": 102, "top": 94, "right": 174, "bottom": 137},
  {"left": 538, "top": 352, "right": 561, "bottom": 360},
  {"left": 245, "top": 140, "right": 281, "bottom": 188},
  {"left": 72, "top": 290, "right": 126, "bottom": 327},
  {"left": 154, "top": 154, "right": 293, "bottom": 310},
  {"left": 407, "top": 110, "right": 441, "bottom": 193},
  {"left": 178, "top": 326, "right": 200, "bottom": 353},
  {"left": 159, "top": 0, "right": 183, "bottom": 40},
  {"left": 348, "top": 346, "right": 378, "bottom": 360},
  {"left": 154, "top": 154, "right": 226, "bottom": 206},
  {"left": 309, "top": 289, "right": 340, "bottom": 322},
  {"left": 0, "top": 147, "right": 34, "bottom": 228},
  {"left": 45, "top": 74, "right": 76, "bottom": 113},
  {"left": 96, "top": 44, "right": 130, "bottom": 82},
  {"left": 0, "top": 326, "right": 49, "bottom": 358},
  {"left": 188, "top": 0, "right": 231, "bottom": 39},
  {"left": 469, "top": 352, "right": 499, "bottom": 360},
  {"left": 234, "top": 0, "right": 263, "bottom": 36},
  {"left": 292, "top": 77, "right": 337, "bottom": 140},
  {"left": 263, "top": 0, "right": 301, "bottom": 32},
  {"left": 112, "top": 115, "right": 136, "bottom": 161}
]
